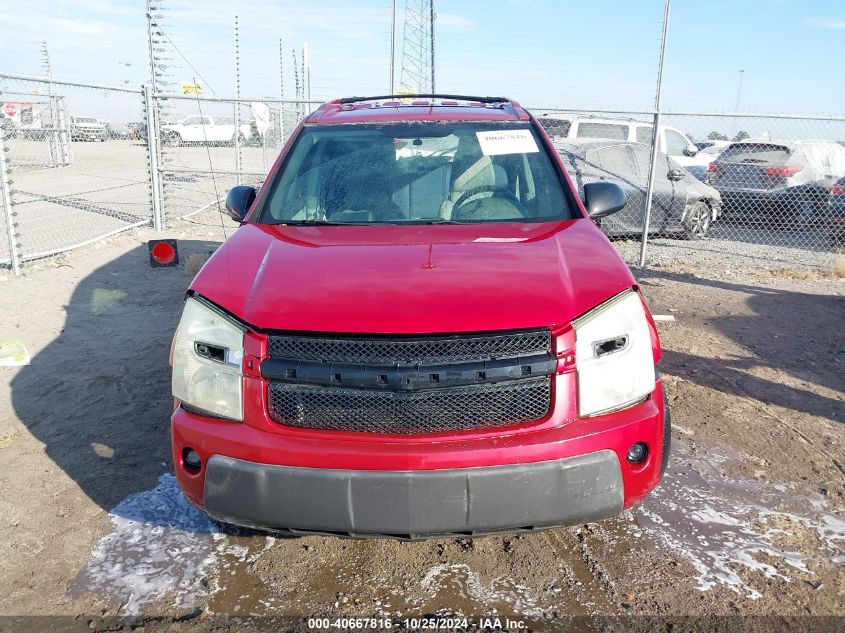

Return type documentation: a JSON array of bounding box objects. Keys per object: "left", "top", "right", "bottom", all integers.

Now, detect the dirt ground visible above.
[{"left": 0, "top": 218, "right": 843, "bottom": 633}]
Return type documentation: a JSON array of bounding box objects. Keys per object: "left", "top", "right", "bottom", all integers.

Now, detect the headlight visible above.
[
  {"left": 172, "top": 296, "right": 244, "bottom": 421},
  {"left": 573, "top": 290, "right": 655, "bottom": 417}
]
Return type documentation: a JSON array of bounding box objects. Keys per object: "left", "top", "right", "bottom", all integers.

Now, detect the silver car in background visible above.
[{"left": 556, "top": 139, "right": 721, "bottom": 239}]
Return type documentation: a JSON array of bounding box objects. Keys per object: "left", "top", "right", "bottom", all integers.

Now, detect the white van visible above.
[{"left": 537, "top": 114, "right": 703, "bottom": 169}]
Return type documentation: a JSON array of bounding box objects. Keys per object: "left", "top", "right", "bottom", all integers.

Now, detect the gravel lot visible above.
[{"left": 0, "top": 215, "right": 842, "bottom": 632}]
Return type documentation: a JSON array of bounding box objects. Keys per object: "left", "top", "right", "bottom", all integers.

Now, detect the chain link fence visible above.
[
  {"left": 536, "top": 108, "right": 845, "bottom": 272},
  {"left": 2, "top": 75, "right": 844, "bottom": 276},
  {"left": 0, "top": 74, "right": 154, "bottom": 272},
  {"left": 151, "top": 93, "right": 318, "bottom": 227}
]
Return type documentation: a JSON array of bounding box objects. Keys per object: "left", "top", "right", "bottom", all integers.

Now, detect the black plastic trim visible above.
[
  {"left": 204, "top": 451, "right": 624, "bottom": 538},
  {"left": 337, "top": 94, "right": 512, "bottom": 105},
  {"left": 260, "top": 353, "right": 555, "bottom": 391}
]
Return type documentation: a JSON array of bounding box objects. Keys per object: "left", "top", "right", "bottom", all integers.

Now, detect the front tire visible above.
[{"left": 681, "top": 200, "right": 711, "bottom": 239}]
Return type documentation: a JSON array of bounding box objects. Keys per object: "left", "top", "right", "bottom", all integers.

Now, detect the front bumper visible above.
[
  {"left": 204, "top": 450, "right": 623, "bottom": 538},
  {"left": 172, "top": 378, "right": 666, "bottom": 537}
]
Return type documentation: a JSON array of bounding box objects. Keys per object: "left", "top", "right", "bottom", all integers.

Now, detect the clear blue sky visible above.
[{"left": 0, "top": 0, "right": 843, "bottom": 115}]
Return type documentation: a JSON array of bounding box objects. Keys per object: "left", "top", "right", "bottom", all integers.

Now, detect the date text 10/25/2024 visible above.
[{"left": 307, "top": 617, "right": 527, "bottom": 630}]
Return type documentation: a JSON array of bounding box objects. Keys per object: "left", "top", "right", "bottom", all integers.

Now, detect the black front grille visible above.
[
  {"left": 267, "top": 329, "right": 551, "bottom": 365},
  {"left": 267, "top": 377, "right": 551, "bottom": 435}
]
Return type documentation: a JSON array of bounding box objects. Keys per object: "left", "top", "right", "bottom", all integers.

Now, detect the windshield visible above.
[{"left": 258, "top": 122, "right": 571, "bottom": 224}]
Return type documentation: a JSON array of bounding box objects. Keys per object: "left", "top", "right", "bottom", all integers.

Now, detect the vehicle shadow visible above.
[
  {"left": 10, "top": 240, "right": 220, "bottom": 515},
  {"left": 639, "top": 269, "right": 844, "bottom": 424}
]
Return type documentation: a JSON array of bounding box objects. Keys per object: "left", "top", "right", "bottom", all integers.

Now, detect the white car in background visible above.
[
  {"left": 70, "top": 116, "right": 108, "bottom": 142},
  {"left": 537, "top": 114, "right": 703, "bottom": 169},
  {"left": 162, "top": 115, "right": 252, "bottom": 146}
]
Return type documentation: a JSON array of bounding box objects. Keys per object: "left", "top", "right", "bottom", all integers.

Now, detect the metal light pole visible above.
[
  {"left": 637, "top": 0, "right": 671, "bottom": 268},
  {"left": 734, "top": 69, "right": 745, "bottom": 111},
  {"left": 304, "top": 43, "right": 312, "bottom": 102}
]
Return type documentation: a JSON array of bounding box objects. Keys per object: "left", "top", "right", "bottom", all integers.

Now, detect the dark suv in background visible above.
[{"left": 707, "top": 140, "right": 845, "bottom": 228}]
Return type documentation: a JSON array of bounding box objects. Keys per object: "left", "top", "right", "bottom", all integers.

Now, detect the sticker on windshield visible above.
[{"left": 476, "top": 129, "right": 539, "bottom": 156}]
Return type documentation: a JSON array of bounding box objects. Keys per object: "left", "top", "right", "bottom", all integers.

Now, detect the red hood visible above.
[{"left": 189, "top": 220, "right": 635, "bottom": 333}]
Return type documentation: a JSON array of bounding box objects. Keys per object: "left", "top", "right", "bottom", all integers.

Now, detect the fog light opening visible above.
[
  {"left": 182, "top": 447, "right": 202, "bottom": 473},
  {"left": 626, "top": 442, "right": 648, "bottom": 465}
]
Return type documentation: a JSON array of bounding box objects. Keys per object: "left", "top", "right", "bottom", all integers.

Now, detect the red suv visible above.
[{"left": 170, "top": 95, "right": 670, "bottom": 538}]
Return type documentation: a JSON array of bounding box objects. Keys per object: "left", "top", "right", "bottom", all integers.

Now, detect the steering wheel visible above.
[{"left": 452, "top": 186, "right": 525, "bottom": 218}]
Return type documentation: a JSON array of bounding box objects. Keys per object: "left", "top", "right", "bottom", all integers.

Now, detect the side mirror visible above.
[
  {"left": 683, "top": 146, "right": 698, "bottom": 157},
  {"left": 667, "top": 168, "right": 686, "bottom": 181},
  {"left": 583, "top": 182, "right": 626, "bottom": 218},
  {"left": 225, "top": 185, "right": 256, "bottom": 222}
]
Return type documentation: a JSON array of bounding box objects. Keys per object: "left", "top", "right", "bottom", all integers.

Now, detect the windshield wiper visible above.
[
  {"left": 416, "top": 218, "right": 469, "bottom": 225},
  {"left": 276, "top": 219, "right": 371, "bottom": 226}
]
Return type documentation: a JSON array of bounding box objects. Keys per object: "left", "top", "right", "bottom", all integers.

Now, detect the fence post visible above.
[
  {"left": 234, "top": 102, "right": 243, "bottom": 186},
  {"left": 638, "top": 111, "right": 662, "bottom": 267},
  {"left": 638, "top": 0, "right": 672, "bottom": 268},
  {"left": 143, "top": 85, "right": 164, "bottom": 231},
  {"left": 56, "top": 95, "right": 72, "bottom": 166},
  {"left": 0, "top": 127, "right": 21, "bottom": 275}
]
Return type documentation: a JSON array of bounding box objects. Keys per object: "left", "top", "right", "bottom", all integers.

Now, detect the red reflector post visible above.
[
  {"left": 707, "top": 162, "right": 719, "bottom": 173},
  {"left": 148, "top": 239, "right": 179, "bottom": 267}
]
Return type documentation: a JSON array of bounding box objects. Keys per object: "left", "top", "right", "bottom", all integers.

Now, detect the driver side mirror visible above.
[
  {"left": 583, "top": 182, "right": 626, "bottom": 218},
  {"left": 683, "top": 146, "right": 698, "bottom": 157},
  {"left": 225, "top": 185, "right": 256, "bottom": 222}
]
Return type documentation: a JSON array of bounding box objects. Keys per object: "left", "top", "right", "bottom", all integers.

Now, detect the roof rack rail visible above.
[{"left": 337, "top": 94, "right": 513, "bottom": 105}]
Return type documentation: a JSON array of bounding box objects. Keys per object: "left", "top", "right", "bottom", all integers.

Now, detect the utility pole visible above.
[
  {"left": 400, "top": 0, "right": 435, "bottom": 93},
  {"left": 638, "top": 0, "right": 671, "bottom": 268}
]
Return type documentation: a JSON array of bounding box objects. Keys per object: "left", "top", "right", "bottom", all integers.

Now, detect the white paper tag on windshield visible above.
[{"left": 476, "top": 129, "right": 539, "bottom": 156}]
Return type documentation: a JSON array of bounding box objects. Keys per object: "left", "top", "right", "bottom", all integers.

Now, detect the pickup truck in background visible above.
[
  {"left": 162, "top": 115, "right": 252, "bottom": 146},
  {"left": 537, "top": 114, "right": 708, "bottom": 172}
]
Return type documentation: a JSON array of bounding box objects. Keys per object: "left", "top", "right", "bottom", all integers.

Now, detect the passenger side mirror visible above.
[
  {"left": 225, "top": 185, "right": 256, "bottom": 222},
  {"left": 583, "top": 182, "right": 626, "bottom": 218},
  {"left": 683, "top": 146, "right": 698, "bottom": 157},
  {"left": 667, "top": 168, "right": 686, "bottom": 181}
]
